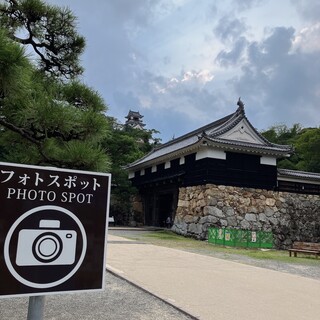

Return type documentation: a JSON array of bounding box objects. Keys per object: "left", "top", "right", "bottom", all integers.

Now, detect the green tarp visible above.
[{"left": 208, "top": 227, "right": 273, "bottom": 249}]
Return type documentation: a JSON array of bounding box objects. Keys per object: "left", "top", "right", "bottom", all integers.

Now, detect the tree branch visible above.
[
  {"left": 0, "top": 117, "right": 69, "bottom": 166},
  {"left": 0, "top": 117, "right": 41, "bottom": 145}
]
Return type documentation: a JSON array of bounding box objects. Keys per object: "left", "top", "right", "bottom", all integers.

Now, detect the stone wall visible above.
[{"left": 172, "top": 184, "right": 320, "bottom": 249}]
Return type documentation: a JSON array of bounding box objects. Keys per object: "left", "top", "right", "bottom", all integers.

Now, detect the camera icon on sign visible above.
[{"left": 16, "top": 220, "right": 77, "bottom": 266}]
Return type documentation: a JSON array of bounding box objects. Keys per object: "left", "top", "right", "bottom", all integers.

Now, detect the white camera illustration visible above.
[{"left": 16, "top": 220, "right": 77, "bottom": 266}]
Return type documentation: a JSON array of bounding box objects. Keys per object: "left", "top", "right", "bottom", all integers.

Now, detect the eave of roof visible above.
[
  {"left": 125, "top": 110, "right": 144, "bottom": 118},
  {"left": 278, "top": 169, "right": 320, "bottom": 183},
  {"left": 125, "top": 112, "right": 235, "bottom": 169},
  {"left": 126, "top": 136, "right": 202, "bottom": 170},
  {"left": 204, "top": 137, "right": 293, "bottom": 156},
  {"left": 206, "top": 107, "right": 292, "bottom": 150},
  {"left": 126, "top": 104, "right": 294, "bottom": 170}
]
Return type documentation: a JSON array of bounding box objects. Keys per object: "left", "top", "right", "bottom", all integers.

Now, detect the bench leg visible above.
[{"left": 294, "top": 252, "right": 297, "bottom": 257}]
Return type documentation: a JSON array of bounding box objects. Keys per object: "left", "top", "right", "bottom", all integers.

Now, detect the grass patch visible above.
[
  {"left": 123, "top": 230, "right": 320, "bottom": 266},
  {"left": 144, "top": 230, "right": 186, "bottom": 240}
]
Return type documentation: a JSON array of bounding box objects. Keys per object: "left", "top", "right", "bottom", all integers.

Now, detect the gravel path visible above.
[
  {"left": 109, "top": 228, "right": 320, "bottom": 280},
  {"left": 0, "top": 271, "right": 193, "bottom": 320},
  {"left": 198, "top": 249, "right": 320, "bottom": 280},
  {"left": 2, "top": 228, "right": 318, "bottom": 320}
]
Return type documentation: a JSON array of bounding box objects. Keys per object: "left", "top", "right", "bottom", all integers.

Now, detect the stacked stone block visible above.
[{"left": 172, "top": 184, "right": 320, "bottom": 249}]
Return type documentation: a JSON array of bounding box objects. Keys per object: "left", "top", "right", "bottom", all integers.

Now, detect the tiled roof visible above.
[
  {"left": 126, "top": 110, "right": 143, "bottom": 119},
  {"left": 126, "top": 105, "right": 293, "bottom": 170},
  {"left": 278, "top": 169, "right": 320, "bottom": 182},
  {"left": 206, "top": 108, "right": 292, "bottom": 150},
  {"left": 126, "top": 113, "right": 234, "bottom": 169},
  {"left": 205, "top": 137, "right": 293, "bottom": 153}
]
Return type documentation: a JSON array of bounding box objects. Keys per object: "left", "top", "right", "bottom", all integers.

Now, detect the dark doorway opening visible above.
[
  {"left": 141, "top": 186, "right": 179, "bottom": 227},
  {"left": 144, "top": 196, "right": 154, "bottom": 226},
  {"left": 158, "top": 193, "right": 174, "bottom": 227}
]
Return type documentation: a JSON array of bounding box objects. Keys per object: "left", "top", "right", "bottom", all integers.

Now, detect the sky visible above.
[{"left": 48, "top": 0, "right": 319, "bottom": 142}]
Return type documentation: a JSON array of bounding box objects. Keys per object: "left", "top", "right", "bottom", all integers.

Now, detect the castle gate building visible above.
[{"left": 125, "top": 101, "right": 320, "bottom": 246}]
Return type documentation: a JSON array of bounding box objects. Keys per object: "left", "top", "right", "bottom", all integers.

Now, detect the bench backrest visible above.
[{"left": 293, "top": 242, "right": 320, "bottom": 251}]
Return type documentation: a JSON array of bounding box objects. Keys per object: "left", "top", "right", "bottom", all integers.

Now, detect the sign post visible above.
[
  {"left": 27, "top": 296, "right": 45, "bottom": 320},
  {"left": 0, "top": 162, "right": 111, "bottom": 301}
]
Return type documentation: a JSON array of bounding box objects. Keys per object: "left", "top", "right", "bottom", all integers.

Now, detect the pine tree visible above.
[{"left": 0, "top": 0, "right": 110, "bottom": 171}]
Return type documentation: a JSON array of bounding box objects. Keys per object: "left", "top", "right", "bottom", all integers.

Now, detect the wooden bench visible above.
[
  {"left": 288, "top": 242, "right": 320, "bottom": 258},
  {"left": 108, "top": 216, "right": 115, "bottom": 226}
]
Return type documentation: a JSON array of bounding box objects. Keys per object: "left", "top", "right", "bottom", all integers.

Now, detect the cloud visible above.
[
  {"left": 109, "top": 5, "right": 319, "bottom": 138},
  {"left": 215, "top": 37, "right": 248, "bottom": 67},
  {"left": 112, "top": 67, "right": 230, "bottom": 138},
  {"left": 230, "top": 26, "right": 320, "bottom": 129},
  {"left": 180, "top": 70, "right": 214, "bottom": 84},
  {"left": 135, "top": 69, "right": 215, "bottom": 97},
  {"left": 230, "top": 0, "right": 264, "bottom": 12},
  {"left": 291, "top": 0, "right": 320, "bottom": 23},
  {"left": 292, "top": 23, "right": 320, "bottom": 53},
  {"left": 205, "top": 4, "right": 218, "bottom": 20},
  {"left": 47, "top": 0, "right": 319, "bottom": 141},
  {"left": 262, "top": 27, "right": 295, "bottom": 59},
  {"left": 214, "top": 16, "right": 247, "bottom": 42}
]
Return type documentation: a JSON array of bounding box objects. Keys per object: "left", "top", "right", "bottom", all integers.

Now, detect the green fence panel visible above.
[
  {"left": 208, "top": 228, "right": 217, "bottom": 244},
  {"left": 215, "top": 228, "right": 225, "bottom": 245},
  {"left": 247, "top": 231, "right": 260, "bottom": 248},
  {"left": 259, "top": 231, "right": 274, "bottom": 249},
  {"left": 208, "top": 228, "right": 214, "bottom": 243},
  {"left": 234, "top": 229, "right": 248, "bottom": 248},
  {"left": 224, "top": 229, "right": 238, "bottom": 247},
  {"left": 208, "top": 227, "right": 273, "bottom": 249}
]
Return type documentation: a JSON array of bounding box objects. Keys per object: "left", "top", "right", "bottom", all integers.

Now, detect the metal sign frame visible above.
[{"left": 0, "top": 162, "right": 111, "bottom": 298}]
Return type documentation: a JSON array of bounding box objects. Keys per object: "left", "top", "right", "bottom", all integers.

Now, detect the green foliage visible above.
[
  {"left": 0, "top": 28, "right": 31, "bottom": 96},
  {"left": 0, "top": 0, "right": 85, "bottom": 78},
  {"left": 0, "top": 0, "right": 164, "bottom": 224},
  {"left": 261, "top": 123, "right": 302, "bottom": 145},
  {"left": 295, "top": 128, "right": 320, "bottom": 172},
  {"left": 0, "top": 3, "right": 111, "bottom": 172},
  {"left": 105, "top": 117, "right": 160, "bottom": 168},
  {"left": 261, "top": 124, "right": 320, "bottom": 173},
  {"left": 104, "top": 118, "right": 160, "bottom": 223}
]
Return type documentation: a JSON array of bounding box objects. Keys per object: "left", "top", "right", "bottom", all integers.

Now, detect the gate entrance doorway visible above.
[
  {"left": 158, "top": 193, "right": 174, "bottom": 227},
  {"left": 142, "top": 188, "right": 178, "bottom": 227}
]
